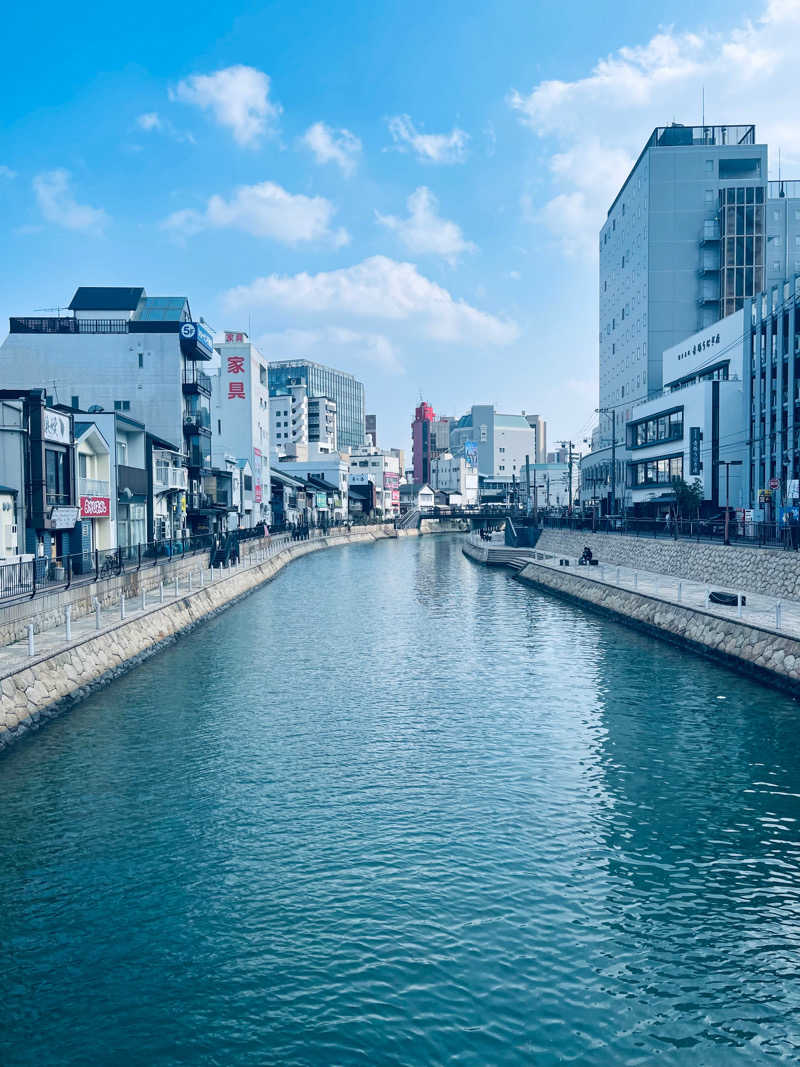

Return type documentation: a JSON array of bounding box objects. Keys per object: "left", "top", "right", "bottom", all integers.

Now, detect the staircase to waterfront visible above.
[{"left": 397, "top": 507, "right": 420, "bottom": 531}]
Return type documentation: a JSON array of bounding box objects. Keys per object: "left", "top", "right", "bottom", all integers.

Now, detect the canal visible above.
[{"left": 2, "top": 533, "right": 800, "bottom": 1064}]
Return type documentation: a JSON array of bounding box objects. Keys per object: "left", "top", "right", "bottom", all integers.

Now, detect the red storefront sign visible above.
[
  {"left": 80, "top": 496, "right": 110, "bottom": 518},
  {"left": 254, "top": 485, "right": 262, "bottom": 502}
]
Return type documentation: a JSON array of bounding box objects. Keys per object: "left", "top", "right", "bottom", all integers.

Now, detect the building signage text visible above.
[
  {"left": 690, "top": 427, "right": 702, "bottom": 476},
  {"left": 80, "top": 496, "right": 110, "bottom": 518},
  {"left": 49, "top": 505, "right": 80, "bottom": 529},
  {"left": 677, "top": 332, "right": 721, "bottom": 362},
  {"left": 43, "top": 409, "right": 71, "bottom": 445}
]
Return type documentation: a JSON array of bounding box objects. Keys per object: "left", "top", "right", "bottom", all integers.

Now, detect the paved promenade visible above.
[
  {"left": 531, "top": 549, "right": 800, "bottom": 639},
  {"left": 0, "top": 535, "right": 294, "bottom": 679},
  {"left": 465, "top": 531, "right": 800, "bottom": 639}
]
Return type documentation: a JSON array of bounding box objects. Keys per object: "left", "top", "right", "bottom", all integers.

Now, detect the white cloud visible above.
[
  {"left": 302, "top": 122, "right": 361, "bottom": 176},
  {"left": 224, "top": 255, "right": 517, "bottom": 346},
  {"left": 386, "top": 114, "right": 469, "bottom": 164},
  {"left": 162, "top": 180, "right": 348, "bottom": 246},
  {"left": 136, "top": 111, "right": 195, "bottom": 144},
  {"left": 137, "top": 112, "right": 162, "bottom": 131},
  {"left": 508, "top": 0, "right": 800, "bottom": 256},
  {"left": 33, "top": 170, "right": 108, "bottom": 231},
  {"left": 0, "top": 165, "right": 17, "bottom": 179},
  {"left": 259, "top": 326, "right": 404, "bottom": 374},
  {"left": 376, "top": 186, "right": 475, "bottom": 264},
  {"left": 171, "top": 65, "right": 280, "bottom": 147}
]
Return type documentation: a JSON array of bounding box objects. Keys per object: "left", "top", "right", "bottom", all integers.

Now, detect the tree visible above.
[{"left": 670, "top": 476, "right": 703, "bottom": 520}]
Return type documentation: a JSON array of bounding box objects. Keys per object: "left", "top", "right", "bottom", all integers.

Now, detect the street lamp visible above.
[{"left": 719, "top": 459, "right": 743, "bottom": 545}]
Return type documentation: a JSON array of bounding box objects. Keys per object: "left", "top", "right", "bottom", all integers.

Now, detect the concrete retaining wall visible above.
[
  {"left": 0, "top": 526, "right": 402, "bottom": 749},
  {"left": 537, "top": 529, "right": 800, "bottom": 601},
  {"left": 517, "top": 560, "right": 800, "bottom": 694}
]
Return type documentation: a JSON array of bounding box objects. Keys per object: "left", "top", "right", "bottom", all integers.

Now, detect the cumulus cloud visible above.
[
  {"left": 33, "top": 170, "right": 108, "bottom": 231},
  {"left": 259, "top": 326, "right": 404, "bottom": 374},
  {"left": 302, "top": 122, "right": 361, "bottom": 176},
  {"left": 171, "top": 65, "right": 280, "bottom": 147},
  {"left": 162, "top": 180, "right": 348, "bottom": 246},
  {"left": 224, "top": 255, "right": 517, "bottom": 346},
  {"left": 376, "top": 186, "right": 476, "bottom": 264},
  {"left": 386, "top": 114, "right": 469, "bottom": 164},
  {"left": 508, "top": 0, "right": 800, "bottom": 256}
]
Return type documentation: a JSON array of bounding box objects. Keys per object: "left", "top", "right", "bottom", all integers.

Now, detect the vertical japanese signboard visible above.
[{"left": 689, "top": 428, "right": 701, "bottom": 476}]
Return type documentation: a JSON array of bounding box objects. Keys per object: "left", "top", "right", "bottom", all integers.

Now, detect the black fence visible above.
[
  {"left": 0, "top": 526, "right": 272, "bottom": 606},
  {"left": 538, "top": 513, "right": 788, "bottom": 549}
]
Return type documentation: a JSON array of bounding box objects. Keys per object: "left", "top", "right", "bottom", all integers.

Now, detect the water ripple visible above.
[{"left": 1, "top": 535, "right": 800, "bottom": 1064}]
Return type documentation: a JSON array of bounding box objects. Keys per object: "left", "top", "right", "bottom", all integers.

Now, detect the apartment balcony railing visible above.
[
  {"left": 700, "top": 219, "right": 721, "bottom": 243},
  {"left": 182, "top": 366, "right": 212, "bottom": 396},
  {"left": 154, "top": 464, "right": 188, "bottom": 492},
  {"left": 78, "top": 477, "right": 110, "bottom": 498}
]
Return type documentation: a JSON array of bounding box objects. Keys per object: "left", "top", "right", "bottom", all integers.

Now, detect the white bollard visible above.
[
  {"left": 65, "top": 605, "right": 72, "bottom": 641},
  {"left": 705, "top": 586, "right": 710, "bottom": 608},
  {"left": 616, "top": 566, "right": 621, "bottom": 583},
  {"left": 120, "top": 593, "right": 126, "bottom": 620},
  {"left": 737, "top": 595, "right": 743, "bottom": 618},
  {"left": 634, "top": 572, "right": 638, "bottom": 590},
  {"left": 94, "top": 598, "right": 101, "bottom": 630},
  {"left": 188, "top": 571, "right": 193, "bottom": 592},
  {"left": 27, "top": 623, "right": 35, "bottom": 657},
  {"left": 677, "top": 582, "right": 682, "bottom": 603},
  {"left": 174, "top": 576, "right": 179, "bottom": 597},
  {"left": 776, "top": 601, "right": 782, "bottom": 630},
  {"left": 159, "top": 580, "right": 164, "bottom": 604},
  {"left": 210, "top": 565, "right": 214, "bottom": 584}
]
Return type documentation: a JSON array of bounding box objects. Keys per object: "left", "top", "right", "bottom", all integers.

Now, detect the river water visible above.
[{"left": 2, "top": 534, "right": 800, "bottom": 1064}]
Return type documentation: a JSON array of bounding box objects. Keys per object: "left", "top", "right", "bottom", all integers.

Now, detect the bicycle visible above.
[{"left": 99, "top": 552, "right": 121, "bottom": 579}]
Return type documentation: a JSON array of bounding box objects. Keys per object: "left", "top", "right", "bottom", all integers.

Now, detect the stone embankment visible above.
[
  {"left": 536, "top": 528, "right": 800, "bottom": 600},
  {"left": 463, "top": 531, "right": 800, "bottom": 694},
  {"left": 0, "top": 522, "right": 465, "bottom": 750}
]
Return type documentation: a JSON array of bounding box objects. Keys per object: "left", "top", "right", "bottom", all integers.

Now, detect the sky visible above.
[{"left": 2, "top": 0, "right": 798, "bottom": 454}]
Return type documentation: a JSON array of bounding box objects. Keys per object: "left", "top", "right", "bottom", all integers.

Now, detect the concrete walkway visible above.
[
  {"left": 531, "top": 549, "right": 799, "bottom": 639},
  {"left": 0, "top": 535, "right": 297, "bottom": 679}
]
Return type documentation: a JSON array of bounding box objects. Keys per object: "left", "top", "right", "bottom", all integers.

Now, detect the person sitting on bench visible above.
[{"left": 579, "top": 545, "right": 593, "bottom": 565}]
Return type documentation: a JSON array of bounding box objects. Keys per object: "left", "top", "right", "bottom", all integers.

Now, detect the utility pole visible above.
[{"left": 557, "top": 440, "right": 576, "bottom": 513}]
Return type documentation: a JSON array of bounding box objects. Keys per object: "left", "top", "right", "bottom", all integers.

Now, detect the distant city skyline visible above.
[{"left": 1, "top": 0, "right": 796, "bottom": 452}]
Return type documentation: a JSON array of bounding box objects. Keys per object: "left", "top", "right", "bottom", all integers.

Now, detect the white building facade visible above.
[
  {"left": 211, "top": 331, "right": 270, "bottom": 527},
  {"left": 625, "top": 309, "right": 747, "bottom": 514},
  {"left": 430, "top": 452, "right": 478, "bottom": 505},
  {"left": 348, "top": 446, "right": 400, "bottom": 517}
]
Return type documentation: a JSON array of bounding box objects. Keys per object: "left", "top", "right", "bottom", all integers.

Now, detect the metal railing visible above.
[
  {"left": 78, "top": 477, "right": 111, "bottom": 498},
  {"left": 539, "top": 512, "right": 787, "bottom": 548}
]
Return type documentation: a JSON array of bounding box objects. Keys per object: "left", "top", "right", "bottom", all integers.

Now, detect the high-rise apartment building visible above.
[
  {"left": 411, "top": 401, "right": 435, "bottom": 483},
  {"left": 268, "top": 360, "right": 364, "bottom": 450}
]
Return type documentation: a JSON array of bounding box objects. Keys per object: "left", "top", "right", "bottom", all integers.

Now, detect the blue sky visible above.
[{"left": 1, "top": 0, "right": 788, "bottom": 453}]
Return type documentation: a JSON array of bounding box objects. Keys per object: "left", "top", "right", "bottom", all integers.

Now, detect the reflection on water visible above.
[{"left": 0, "top": 534, "right": 799, "bottom": 1065}]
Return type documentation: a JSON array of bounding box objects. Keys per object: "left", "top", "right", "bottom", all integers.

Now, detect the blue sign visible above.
[
  {"left": 179, "top": 321, "right": 215, "bottom": 361},
  {"left": 689, "top": 427, "right": 701, "bottom": 476},
  {"left": 464, "top": 440, "right": 478, "bottom": 467}
]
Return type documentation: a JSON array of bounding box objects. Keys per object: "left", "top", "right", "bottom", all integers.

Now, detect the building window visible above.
[
  {"left": 260, "top": 365, "right": 267, "bottom": 386},
  {"left": 71, "top": 395, "right": 79, "bottom": 410},
  {"left": 114, "top": 400, "right": 130, "bottom": 411},
  {"left": 138, "top": 353, "right": 144, "bottom": 369}
]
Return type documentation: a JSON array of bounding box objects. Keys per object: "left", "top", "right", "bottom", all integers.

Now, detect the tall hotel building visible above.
[{"left": 591, "top": 124, "right": 772, "bottom": 509}]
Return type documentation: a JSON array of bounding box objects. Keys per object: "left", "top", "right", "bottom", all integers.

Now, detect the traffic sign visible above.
[{"left": 769, "top": 478, "right": 780, "bottom": 490}]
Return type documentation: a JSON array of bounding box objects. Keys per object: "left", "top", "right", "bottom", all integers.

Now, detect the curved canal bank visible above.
[
  {"left": 464, "top": 537, "right": 800, "bottom": 694},
  {"left": 0, "top": 521, "right": 464, "bottom": 748},
  {"left": 2, "top": 533, "right": 800, "bottom": 1063}
]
